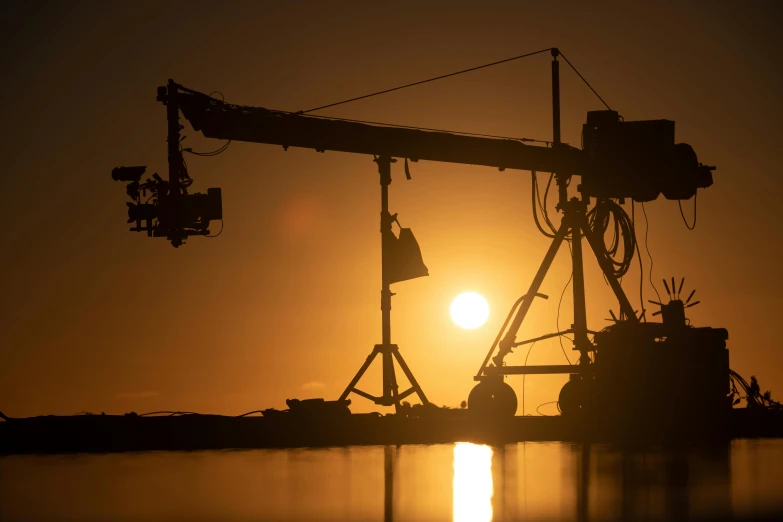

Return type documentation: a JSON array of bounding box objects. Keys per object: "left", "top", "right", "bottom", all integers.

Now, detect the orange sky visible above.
[{"left": 1, "top": 1, "right": 781, "bottom": 417}]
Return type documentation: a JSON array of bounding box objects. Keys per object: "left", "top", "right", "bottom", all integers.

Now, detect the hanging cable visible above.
[
  {"left": 678, "top": 192, "right": 698, "bottom": 230},
  {"left": 183, "top": 140, "right": 232, "bottom": 157},
  {"left": 139, "top": 411, "right": 199, "bottom": 417},
  {"left": 631, "top": 201, "right": 645, "bottom": 321},
  {"left": 532, "top": 172, "right": 556, "bottom": 238},
  {"left": 586, "top": 199, "right": 636, "bottom": 278},
  {"left": 641, "top": 203, "right": 662, "bottom": 303},
  {"left": 540, "top": 172, "right": 557, "bottom": 233},
  {"left": 522, "top": 341, "right": 537, "bottom": 416},
  {"left": 558, "top": 52, "right": 612, "bottom": 111},
  {"left": 556, "top": 268, "right": 574, "bottom": 364},
  {"left": 206, "top": 219, "right": 224, "bottom": 238},
  {"left": 536, "top": 401, "right": 561, "bottom": 416},
  {"left": 298, "top": 48, "right": 554, "bottom": 114},
  {"left": 175, "top": 144, "right": 194, "bottom": 190},
  {"left": 236, "top": 410, "right": 265, "bottom": 417}
]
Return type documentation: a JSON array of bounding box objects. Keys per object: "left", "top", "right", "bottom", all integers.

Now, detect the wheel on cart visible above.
[
  {"left": 558, "top": 376, "right": 592, "bottom": 417},
  {"left": 468, "top": 379, "right": 518, "bottom": 418}
]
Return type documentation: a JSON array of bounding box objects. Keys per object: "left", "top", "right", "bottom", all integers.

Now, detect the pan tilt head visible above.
[{"left": 111, "top": 166, "right": 223, "bottom": 246}]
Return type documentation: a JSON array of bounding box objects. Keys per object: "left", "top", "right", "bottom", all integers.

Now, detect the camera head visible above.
[
  {"left": 111, "top": 166, "right": 147, "bottom": 183},
  {"left": 111, "top": 165, "right": 223, "bottom": 247}
]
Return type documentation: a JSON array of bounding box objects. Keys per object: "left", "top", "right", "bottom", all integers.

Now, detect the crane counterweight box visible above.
[{"left": 581, "top": 110, "right": 712, "bottom": 202}]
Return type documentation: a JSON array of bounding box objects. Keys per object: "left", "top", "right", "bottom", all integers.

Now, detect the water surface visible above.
[{"left": 2, "top": 440, "right": 782, "bottom": 521}]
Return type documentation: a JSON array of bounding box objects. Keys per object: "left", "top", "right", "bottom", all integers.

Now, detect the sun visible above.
[{"left": 450, "top": 292, "right": 490, "bottom": 329}]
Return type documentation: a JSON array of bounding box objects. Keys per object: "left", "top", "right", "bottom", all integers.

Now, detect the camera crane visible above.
[{"left": 112, "top": 49, "right": 715, "bottom": 415}]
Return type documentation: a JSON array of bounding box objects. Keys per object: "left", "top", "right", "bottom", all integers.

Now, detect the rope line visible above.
[
  {"left": 304, "top": 113, "right": 550, "bottom": 143},
  {"left": 297, "top": 48, "right": 554, "bottom": 114},
  {"left": 559, "top": 52, "right": 612, "bottom": 111}
]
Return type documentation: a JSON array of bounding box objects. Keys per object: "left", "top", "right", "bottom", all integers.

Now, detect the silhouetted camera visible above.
[
  {"left": 177, "top": 188, "right": 223, "bottom": 224},
  {"left": 112, "top": 165, "right": 223, "bottom": 247},
  {"left": 112, "top": 166, "right": 147, "bottom": 183},
  {"left": 126, "top": 202, "right": 158, "bottom": 223}
]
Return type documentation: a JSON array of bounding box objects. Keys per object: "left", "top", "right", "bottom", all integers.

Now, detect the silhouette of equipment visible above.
[
  {"left": 111, "top": 48, "right": 720, "bottom": 417},
  {"left": 470, "top": 51, "right": 721, "bottom": 425},
  {"left": 335, "top": 155, "right": 430, "bottom": 409},
  {"left": 555, "top": 279, "right": 729, "bottom": 435},
  {"left": 112, "top": 165, "right": 222, "bottom": 242}
]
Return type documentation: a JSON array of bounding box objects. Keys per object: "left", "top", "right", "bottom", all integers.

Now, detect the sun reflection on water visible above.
[{"left": 453, "top": 442, "right": 493, "bottom": 522}]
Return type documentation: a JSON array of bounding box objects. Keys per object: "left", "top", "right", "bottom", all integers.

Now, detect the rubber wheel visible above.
[
  {"left": 558, "top": 378, "right": 591, "bottom": 417},
  {"left": 468, "top": 380, "right": 518, "bottom": 418}
]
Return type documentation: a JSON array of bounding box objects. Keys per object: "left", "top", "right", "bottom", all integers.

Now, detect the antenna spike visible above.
[
  {"left": 663, "top": 279, "right": 672, "bottom": 298},
  {"left": 685, "top": 289, "right": 696, "bottom": 304},
  {"left": 678, "top": 277, "right": 685, "bottom": 299}
]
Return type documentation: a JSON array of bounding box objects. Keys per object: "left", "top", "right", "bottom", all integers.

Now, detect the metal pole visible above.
[
  {"left": 379, "top": 155, "right": 392, "bottom": 346},
  {"left": 551, "top": 48, "right": 561, "bottom": 147},
  {"left": 569, "top": 202, "right": 590, "bottom": 363},
  {"left": 553, "top": 49, "right": 589, "bottom": 364},
  {"left": 165, "top": 79, "right": 182, "bottom": 246},
  {"left": 551, "top": 49, "right": 569, "bottom": 207},
  {"left": 378, "top": 156, "right": 399, "bottom": 408}
]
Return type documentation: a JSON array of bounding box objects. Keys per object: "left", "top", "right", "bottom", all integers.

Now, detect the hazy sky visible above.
[{"left": 1, "top": 1, "right": 781, "bottom": 417}]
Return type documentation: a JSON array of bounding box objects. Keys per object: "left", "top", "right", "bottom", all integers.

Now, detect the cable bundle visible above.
[{"left": 587, "top": 199, "right": 636, "bottom": 278}]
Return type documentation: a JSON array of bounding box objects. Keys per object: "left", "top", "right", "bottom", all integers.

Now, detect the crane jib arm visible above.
[
  {"left": 110, "top": 82, "right": 715, "bottom": 247},
  {"left": 177, "top": 91, "right": 587, "bottom": 175}
]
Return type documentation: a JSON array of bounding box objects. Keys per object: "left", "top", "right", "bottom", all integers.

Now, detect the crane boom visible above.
[
  {"left": 116, "top": 81, "right": 714, "bottom": 248},
  {"left": 177, "top": 90, "right": 586, "bottom": 175}
]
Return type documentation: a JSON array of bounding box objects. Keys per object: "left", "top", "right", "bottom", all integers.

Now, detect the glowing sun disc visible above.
[{"left": 450, "top": 292, "right": 490, "bottom": 329}]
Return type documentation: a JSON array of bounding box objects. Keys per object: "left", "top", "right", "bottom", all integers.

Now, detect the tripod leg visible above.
[
  {"left": 339, "top": 345, "right": 381, "bottom": 402},
  {"left": 478, "top": 218, "right": 571, "bottom": 372},
  {"left": 392, "top": 347, "right": 430, "bottom": 405},
  {"left": 383, "top": 347, "right": 401, "bottom": 411},
  {"left": 579, "top": 219, "right": 637, "bottom": 321}
]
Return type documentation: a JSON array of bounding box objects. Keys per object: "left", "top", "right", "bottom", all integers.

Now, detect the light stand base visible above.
[{"left": 339, "top": 344, "right": 429, "bottom": 408}]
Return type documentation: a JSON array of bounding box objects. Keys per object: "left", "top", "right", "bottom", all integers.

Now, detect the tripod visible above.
[
  {"left": 338, "top": 155, "right": 429, "bottom": 410},
  {"left": 470, "top": 50, "right": 640, "bottom": 416}
]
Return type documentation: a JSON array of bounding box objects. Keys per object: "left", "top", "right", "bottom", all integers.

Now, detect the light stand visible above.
[{"left": 339, "top": 155, "right": 429, "bottom": 411}]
